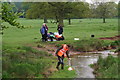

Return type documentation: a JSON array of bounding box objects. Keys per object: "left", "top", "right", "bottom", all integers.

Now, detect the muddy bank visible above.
[{"left": 99, "top": 35, "right": 120, "bottom": 41}]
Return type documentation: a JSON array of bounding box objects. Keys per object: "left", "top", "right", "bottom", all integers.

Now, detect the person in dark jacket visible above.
[
  {"left": 47, "top": 32, "right": 55, "bottom": 41},
  {"left": 55, "top": 44, "right": 71, "bottom": 70},
  {"left": 40, "top": 23, "right": 48, "bottom": 42},
  {"left": 57, "top": 24, "right": 63, "bottom": 35}
]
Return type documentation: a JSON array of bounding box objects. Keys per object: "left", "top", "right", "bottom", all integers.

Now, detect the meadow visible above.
[
  {"left": 2, "top": 18, "right": 118, "bottom": 47},
  {"left": 2, "top": 18, "right": 118, "bottom": 78}
]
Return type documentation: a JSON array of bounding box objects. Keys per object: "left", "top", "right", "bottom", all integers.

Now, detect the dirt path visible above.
[
  {"left": 99, "top": 35, "right": 120, "bottom": 40},
  {"left": 32, "top": 44, "right": 81, "bottom": 56}
]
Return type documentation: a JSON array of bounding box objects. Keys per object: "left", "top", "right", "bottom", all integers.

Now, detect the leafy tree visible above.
[
  {"left": 21, "top": 2, "right": 35, "bottom": 18},
  {"left": 90, "top": 1, "right": 118, "bottom": 23},
  {"left": 1, "top": 2, "right": 24, "bottom": 31},
  {"left": 48, "top": 2, "right": 73, "bottom": 26},
  {"left": 97, "top": 2, "right": 118, "bottom": 23},
  {"left": 48, "top": 2, "right": 90, "bottom": 26},
  {"left": 26, "top": 2, "right": 50, "bottom": 23},
  {"left": 65, "top": 2, "right": 90, "bottom": 25},
  {"left": 26, "top": 2, "right": 90, "bottom": 26}
]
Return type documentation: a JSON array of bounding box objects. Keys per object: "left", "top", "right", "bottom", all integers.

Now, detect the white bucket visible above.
[{"left": 68, "top": 67, "right": 73, "bottom": 71}]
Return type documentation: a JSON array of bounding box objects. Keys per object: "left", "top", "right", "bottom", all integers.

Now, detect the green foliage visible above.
[
  {"left": 111, "top": 40, "right": 120, "bottom": 47},
  {"left": 1, "top": 2, "right": 24, "bottom": 30},
  {"left": 91, "top": 2, "right": 118, "bottom": 23},
  {"left": 97, "top": 2, "right": 118, "bottom": 18},
  {"left": 26, "top": 2, "right": 50, "bottom": 19},
  {"left": 2, "top": 71, "right": 12, "bottom": 78},
  {"left": 94, "top": 55, "right": 118, "bottom": 78},
  {"left": 26, "top": 2, "right": 90, "bottom": 26},
  {"left": 2, "top": 46, "right": 52, "bottom": 78}
]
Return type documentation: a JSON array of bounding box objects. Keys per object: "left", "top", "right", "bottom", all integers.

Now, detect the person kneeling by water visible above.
[{"left": 55, "top": 44, "right": 71, "bottom": 70}]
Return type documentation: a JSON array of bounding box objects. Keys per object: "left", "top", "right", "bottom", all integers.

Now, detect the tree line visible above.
[
  {"left": 24, "top": 2, "right": 118, "bottom": 26},
  {"left": 1, "top": 2, "right": 118, "bottom": 29}
]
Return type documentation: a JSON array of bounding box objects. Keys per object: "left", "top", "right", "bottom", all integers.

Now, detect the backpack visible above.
[{"left": 40, "top": 27, "right": 45, "bottom": 34}]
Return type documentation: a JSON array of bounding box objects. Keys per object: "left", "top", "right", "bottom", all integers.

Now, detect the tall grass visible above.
[
  {"left": 2, "top": 46, "right": 52, "bottom": 78},
  {"left": 92, "top": 55, "right": 118, "bottom": 78},
  {"left": 2, "top": 46, "right": 76, "bottom": 78}
]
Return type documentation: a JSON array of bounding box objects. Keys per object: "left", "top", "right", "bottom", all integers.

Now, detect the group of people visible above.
[
  {"left": 40, "top": 23, "right": 64, "bottom": 42},
  {"left": 40, "top": 23, "right": 71, "bottom": 70}
]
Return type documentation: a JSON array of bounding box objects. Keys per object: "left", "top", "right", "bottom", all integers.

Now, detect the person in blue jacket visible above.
[{"left": 40, "top": 23, "right": 48, "bottom": 42}]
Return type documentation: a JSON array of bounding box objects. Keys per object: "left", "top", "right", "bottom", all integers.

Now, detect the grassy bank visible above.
[
  {"left": 91, "top": 55, "right": 119, "bottom": 78},
  {"left": 49, "top": 66, "right": 76, "bottom": 78},
  {"left": 2, "top": 46, "right": 76, "bottom": 78},
  {"left": 2, "top": 46, "right": 52, "bottom": 78},
  {"left": 2, "top": 18, "right": 118, "bottom": 78},
  {"left": 49, "top": 38, "right": 119, "bottom": 52}
]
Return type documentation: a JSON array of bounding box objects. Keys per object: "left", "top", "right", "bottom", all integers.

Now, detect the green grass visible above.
[
  {"left": 48, "top": 58, "right": 76, "bottom": 78},
  {"left": 2, "top": 18, "right": 118, "bottom": 78},
  {"left": 2, "top": 18, "right": 118, "bottom": 47},
  {"left": 2, "top": 46, "right": 54, "bottom": 78},
  {"left": 2, "top": 46, "right": 76, "bottom": 78},
  {"left": 92, "top": 55, "right": 119, "bottom": 78},
  {"left": 49, "top": 66, "right": 76, "bottom": 78}
]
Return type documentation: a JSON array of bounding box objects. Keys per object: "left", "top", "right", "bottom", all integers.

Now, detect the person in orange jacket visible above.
[{"left": 55, "top": 44, "right": 71, "bottom": 70}]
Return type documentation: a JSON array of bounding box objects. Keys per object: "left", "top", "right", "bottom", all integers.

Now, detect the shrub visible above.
[
  {"left": 111, "top": 40, "right": 120, "bottom": 46},
  {"left": 2, "top": 71, "right": 11, "bottom": 78}
]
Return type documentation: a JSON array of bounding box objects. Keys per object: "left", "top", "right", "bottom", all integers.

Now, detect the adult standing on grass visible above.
[
  {"left": 57, "top": 24, "right": 63, "bottom": 35},
  {"left": 55, "top": 44, "right": 71, "bottom": 70},
  {"left": 40, "top": 23, "right": 48, "bottom": 42},
  {"left": 44, "top": 23, "right": 48, "bottom": 33}
]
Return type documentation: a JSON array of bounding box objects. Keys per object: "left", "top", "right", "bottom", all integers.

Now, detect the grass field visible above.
[
  {"left": 2, "top": 18, "right": 118, "bottom": 78},
  {"left": 2, "top": 18, "right": 118, "bottom": 47}
]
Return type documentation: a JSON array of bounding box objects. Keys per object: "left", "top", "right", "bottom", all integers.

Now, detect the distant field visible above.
[{"left": 2, "top": 18, "right": 118, "bottom": 47}]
